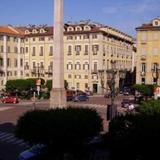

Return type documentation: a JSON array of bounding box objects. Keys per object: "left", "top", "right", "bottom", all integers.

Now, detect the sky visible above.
[{"left": 0, "top": 0, "right": 160, "bottom": 37}]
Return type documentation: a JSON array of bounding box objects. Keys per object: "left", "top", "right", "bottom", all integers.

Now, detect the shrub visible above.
[
  {"left": 15, "top": 107, "right": 103, "bottom": 153},
  {"left": 107, "top": 113, "right": 160, "bottom": 160}
]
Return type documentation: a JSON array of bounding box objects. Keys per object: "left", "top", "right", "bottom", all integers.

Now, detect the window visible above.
[
  {"left": 68, "top": 45, "right": 72, "bottom": 55},
  {"left": 40, "top": 62, "right": 44, "bottom": 68},
  {"left": 14, "top": 59, "right": 17, "bottom": 67},
  {"left": 20, "top": 59, "right": 23, "bottom": 67},
  {"left": 0, "top": 58, "right": 3, "bottom": 66},
  {"left": 20, "top": 47, "right": 24, "bottom": 54},
  {"left": 33, "top": 38, "right": 36, "bottom": 41},
  {"left": 67, "top": 36, "right": 73, "bottom": 40},
  {"left": 25, "top": 62, "right": 29, "bottom": 70},
  {"left": 84, "top": 75, "right": 88, "bottom": 79},
  {"left": 49, "top": 46, "right": 53, "bottom": 56},
  {"left": 33, "top": 62, "right": 36, "bottom": 68},
  {"left": 83, "top": 62, "right": 89, "bottom": 70},
  {"left": 39, "top": 37, "right": 45, "bottom": 41},
  {"left": 40, "top": 46, "right": 43, "bottom": 56},
  {"left": 141, "top": 78, "right": 145, "bottom": 84},
  {"left": 0, "top": 46, "right": 3, "bottom": 53},
  {"left": 32, "top": 47, "right": 36, "bottom": 56},
  {"left": 75, "top": 62, "right": 81, "bottom": 70},
  {"left": 76, "top": 83, "right": 80, "bottom": 89},
  {"left": 67, "top": 62, "right": 73, "bottom": 70},
  {"left": 7, "top": 58, "right": 10, "bottom": 67},
  {"left": 7, "top": 36, "right": 10, "bottom": 41},
  {"left": 84, "top": 45, "right": 88, "bottom": 55},
  {"left": 75, "top": 45, "right": 81, "bottom": 55},
  {"left": 85, "top": 83, "right": 88, "bottom": 89},
  {"left": 152, "top": 63, "right": 158, "bottom": 72},
  {"left": 83, "top": 34, "right": 89, "bottom": 39},
  {"left": 92, "top": 34, "right": 97, "bottom": 39},
  {"left": 93, "top": 62, "right": 98, "bottom": 72},
  {"left": 25, "top": 47, "right": 28, "bottom": 53},
  {"left": 141, "top": 63, "right": 146, "bottom": 72},
  {"left": 92, "top": 45, "right": 99, "bottom": 55}
]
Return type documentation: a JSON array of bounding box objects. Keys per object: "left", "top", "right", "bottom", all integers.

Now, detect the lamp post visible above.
[
  {"left": 106, "top": 60, "right": 117, "bottom": 120},
  {"left": 151, "top": 63, "right": 160, "bottom": 85},
  {"left": 119, "top": 69, "right": 126, "bottom": 92}
]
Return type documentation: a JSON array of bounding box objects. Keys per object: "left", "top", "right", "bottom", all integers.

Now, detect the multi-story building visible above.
[
  {"left": 136, "top": 17, "right": 160, "bottom": 85},
  {"left": 0, "top": 21, "right": 134, "bottom": 93},
  {"left": 0, "top": 26, "right": 25, "bottom": 90}
]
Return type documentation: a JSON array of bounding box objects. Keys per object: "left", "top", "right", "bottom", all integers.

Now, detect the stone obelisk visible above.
[{"left": 50, "top": 0, "right": 66, "bottom": 108}]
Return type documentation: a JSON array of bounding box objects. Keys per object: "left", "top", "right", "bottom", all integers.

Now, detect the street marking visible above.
[
  {"left": 0, "top": 131, "right": 28, "bottom": 147},
  {"left": 0, "top": 107, "right": 13, "bottom": 111}
]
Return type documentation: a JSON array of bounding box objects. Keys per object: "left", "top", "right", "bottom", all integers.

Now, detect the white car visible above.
[{"left": 17, "top": 144, "right": 46, "bottom": 160}]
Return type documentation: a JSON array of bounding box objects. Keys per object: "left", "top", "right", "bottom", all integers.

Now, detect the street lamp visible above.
[
  {"left": 119, "top": 69, "right": 126, "bottom": 92},
  {"left": 151, "top": 63, "right": 160, "bottom": 85},
  {"left": 106, "top": 60, "right": 118, "bottom": 120}
]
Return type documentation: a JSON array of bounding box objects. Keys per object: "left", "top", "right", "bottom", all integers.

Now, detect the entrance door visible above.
[{"left": 93, "top": 84, "right": 98, "bottom": 93}]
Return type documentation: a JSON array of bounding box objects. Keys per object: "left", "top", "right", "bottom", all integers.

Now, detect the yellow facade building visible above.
[
  {"left": 136, "top": 17, "right": 160, "bottom": 85},
  {"left": 0, "top": 21, "right": 134, "bottom": 93}
]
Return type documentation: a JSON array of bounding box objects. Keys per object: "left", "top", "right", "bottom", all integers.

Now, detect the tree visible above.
[
  {"left": 15, "top": 107, "right": 103, "bottom": 157},
  {"left": 46, "top": 80, "right": 68, "bottom": 91}
]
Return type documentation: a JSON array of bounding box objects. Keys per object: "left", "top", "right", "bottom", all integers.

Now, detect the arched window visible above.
[
  {"left": 83, "top": 62, "right": 89, "bottom": 70},
  {"left": 75, "top": 62, "right": 81, "bottom": 70},
  {"left": 67, "top": 62, "right": 73, "bottom": 70}
]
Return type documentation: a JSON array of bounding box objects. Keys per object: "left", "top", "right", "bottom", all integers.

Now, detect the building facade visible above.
[
  {"left": 0, "top": 21, "right": 134, "bottom": 93},
  {"left": 136, "top": 17, "right": 160, "bottom": 85}
]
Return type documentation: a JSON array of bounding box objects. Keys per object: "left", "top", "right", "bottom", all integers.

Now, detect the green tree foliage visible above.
[
  {"left": 138, "top": 100, "right": 160, "bottom": 115},
  {"left": 46, "top": 80, "right": 68, "bottom": 91},
  {"left": 133, "top": 84, "right": 153, "bottom": 96},
  {"left": 15, "top": 108, "right": 103, "bottom": 153}
]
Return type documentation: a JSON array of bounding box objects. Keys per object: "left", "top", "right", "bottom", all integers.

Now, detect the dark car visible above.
[
  {"left": 121, "top": 99, "right": 130, "bottom": 108},
  {"left": 121, "top": 99, "right": 135, "bottom": 108},
  {"left": 73, "top": 94, "right": 89, "bottom": 102},
  {"left": 1, "top": 96, "right": 19, "bottom": 104}
]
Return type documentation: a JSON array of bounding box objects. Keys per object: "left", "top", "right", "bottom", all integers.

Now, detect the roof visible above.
[{"left": 0, "top": 26, "right": 21, "bottom": 36}]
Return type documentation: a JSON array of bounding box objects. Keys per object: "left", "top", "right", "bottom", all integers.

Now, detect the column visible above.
[{"left": 50, "top": 0, "right": 66, "bottom": 108}]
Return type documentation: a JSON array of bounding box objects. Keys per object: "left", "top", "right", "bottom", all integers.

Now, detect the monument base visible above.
[{"left": 50, "top": 88, "right": 67, "bottom": 108}]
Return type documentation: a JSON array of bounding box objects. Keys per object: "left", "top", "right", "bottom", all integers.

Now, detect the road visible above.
[{"left": 0, "top": 94, "right": 133, "bottom": 160}]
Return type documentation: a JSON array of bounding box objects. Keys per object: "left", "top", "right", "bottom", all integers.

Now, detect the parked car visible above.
[
  {"left": 121, "top": 99, "right": 135, "bottom": 108},
  {"left": 72, "top": 94, "right": 89, "bottom": 102},
  {"left": 1, "top": 96, "right": 19, "bottom": 104},
  {"left": 17, "top": 144, "right": 47, "bottom": 160}
]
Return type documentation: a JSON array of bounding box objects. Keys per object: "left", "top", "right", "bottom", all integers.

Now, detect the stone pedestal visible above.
[{"left": 50, "top": 88, "right": 66, "bottom": 108}]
